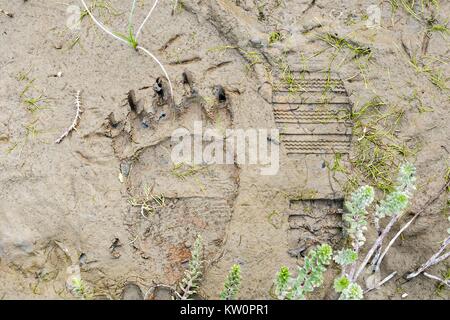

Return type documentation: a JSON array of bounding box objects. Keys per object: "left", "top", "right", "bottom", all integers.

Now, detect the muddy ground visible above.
[{"left": 0, "top": 0, "right": 449, "bottom": 300}]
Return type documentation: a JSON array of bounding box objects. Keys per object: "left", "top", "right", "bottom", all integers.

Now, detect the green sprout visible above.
[
  {"left": 268, "top": 31, "right": 283, "bottom": 45},
  {"left": 115, "top": 26, "right": 138, "bottom": 50},
  {"left": 220, "top": 264, "right": 242, "bottom": 300},
  {"left": 71, "top": 278, "right": 93, "bottom": 300}
]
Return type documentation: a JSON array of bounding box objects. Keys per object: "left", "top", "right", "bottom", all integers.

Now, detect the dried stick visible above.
[
  {"left": 373, "top": 181, "right": 450, "bottom": 272},
  {"left": 364, "top": 271, "right": 397, "bottom": 294},
  {"left": 423, "top": 273, "right": 450, "bottom": 288},
  {"left": 55, "top": 91, "right": 82, "bottom": 144},
  {"left": 407, "top": 236, "right": 450, "bottom": 280},
  {"left": 352, "top": 214, "right": 400, "bottom": 282}
]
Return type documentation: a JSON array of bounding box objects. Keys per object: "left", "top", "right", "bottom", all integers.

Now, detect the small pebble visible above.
[
  {"left": 120, "top": 162, "right": 131, "bottom": 177},
  {"left": 249, "top": 37, "right": 264, "bottom": 48}
]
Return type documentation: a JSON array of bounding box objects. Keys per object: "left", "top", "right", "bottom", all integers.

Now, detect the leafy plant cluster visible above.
[
  {"left": 274, "top": 244, "right": 333, "bottom": 300},
  {"left": 332, "top": 162, "right": 416, "bottom": 300},
  {"left": 175, "top": 235, "right": 242, "bottom": 300}
]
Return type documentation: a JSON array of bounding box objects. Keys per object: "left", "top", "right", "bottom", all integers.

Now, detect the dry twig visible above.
[{"left": 55, "top": 91, "right": 82, "bottom": 144}]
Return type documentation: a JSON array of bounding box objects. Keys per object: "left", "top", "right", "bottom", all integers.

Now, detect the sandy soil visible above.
[{"left": 0, "top": 0, "right": 449, "bottom": 300}]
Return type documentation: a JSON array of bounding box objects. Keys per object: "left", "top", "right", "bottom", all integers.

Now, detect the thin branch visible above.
[
  {"left": 369, "top": 218, "right": 382, "bottom": 271},
  {"left": 374, "top": 180, "right": 450, "bottom": 272},
  {"left": 353, "top": 214, "right": 400, "bottom": 282},
  {"left": 433, "top": 250, "right": 450, "bottom": 266},
  {"left": 364, "top": 271, "right": 397, "bottom": 294},
  {"left": 55, "top": 91, "right": 83, "bottom": 144},
  {"left": 423, "top": 273, "right": 450, "bottom": 288},
  {"left": 136, "top": 0, "right": 160, "bottom": 41},
  {"left": 407, "top": 236, "right": 450, "bottom": 280}
]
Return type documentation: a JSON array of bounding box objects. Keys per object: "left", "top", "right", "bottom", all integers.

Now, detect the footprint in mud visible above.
[
  {"left": 120, "top": 282, "right": 144, "bottom": 300},
  {"left": 287, "top": 199, "right": 344, "bottom": 258},
  {"left": 101, "top": 73, "right": 238, "bottom": 286}
]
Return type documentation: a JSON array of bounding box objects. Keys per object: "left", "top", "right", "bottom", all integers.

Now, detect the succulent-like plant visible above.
[
  {"left": 334, "top": 249, "right": 358, "bottom": 266},
  {"left": 333, "top": 163, "right": 417, "bottom": 300},
  {"left": 220, "top": 264, "right": 242, "bottom": 300},
  {"left": 375, "top": 162, "right": 416, "bottom": 221},
  {"left": 70, "top": 278, "right": 93, "bottom": 300},
  {"left": 339, "top": 282, "right": 364, "bottom": 300},
  {"left": 274, "top": 244, "right": 333, "bottom": 300},
  {"left": 177, "top": 235, "right": 203, "bottom": 300},
  {"left": 274, "top": 266, "right": 291, "bottom": 299},
  {"left": 343, "top": 185, "right": 375, "bottom": 248}
]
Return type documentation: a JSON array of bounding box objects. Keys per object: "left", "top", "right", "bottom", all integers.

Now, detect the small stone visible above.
[
  {"left": 249, "top": 37, "right": 264, "bottom": 48},
  {"left": 120, "top": 162, "right": 131, "bottom": 177},
  {"left": 402, "top": 293, "right": 409, "bottom": 299}
]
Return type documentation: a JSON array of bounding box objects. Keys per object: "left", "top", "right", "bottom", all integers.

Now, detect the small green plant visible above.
[
  {"left": 346, "top": 97, "right": 411, "bottom": 192},
  {"left": 71, "top": 278, "right": 93, "bottom": 300},
  {"left": 390, "top": 0, "right": 440, "bottom": 21},
  {"left": 429, "top": 70, "right": 448, "bottom": 90},
  {"left": 274, "top": 244, "right": 333, "bottom": 300},
  {"left": 429, "top": 22, "right": 449, "bottom": 35},
  {"left": 176, "top": 235, "right": 204, "bottom": 300},
  {"left": 268, "top": 31, "right": 283, "bottom": 45},
  {"left": 334, "top": 249, "right": 358, "bottom": 267},
  {"left": 337, "top": 282, "right": 364, "bottom": 300},
  {"left": 333, "top": 163, "right": 417, "bottom": 300},
  {"left": 319, "top": 33, "right": 372, "bottom": 58},
  {"left": 220, "top": 264, "right": 242, "bottom": 300},
  {"left": 116, "top": 26, "right": 138, "bottom": 50},
  {"left": 342, "top": 186, "right": 375, "bottom": 248}
]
